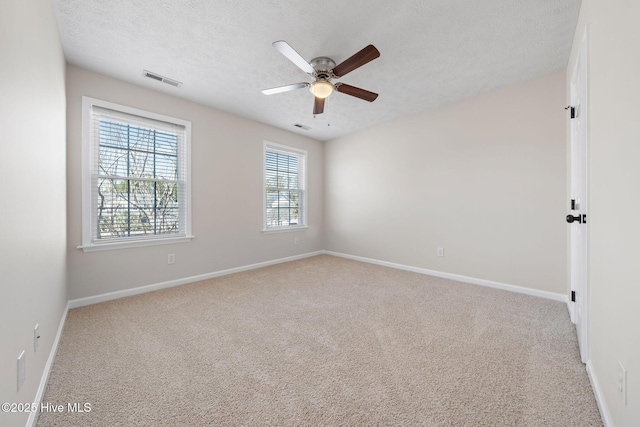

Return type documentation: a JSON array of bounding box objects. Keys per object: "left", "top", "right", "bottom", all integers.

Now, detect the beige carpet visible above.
[{"left": 38, "top": 255, "right": 602, "bottom": 426}]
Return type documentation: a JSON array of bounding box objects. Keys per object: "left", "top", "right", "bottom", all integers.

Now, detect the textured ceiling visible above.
[{"left": 53, "top": 0, "right": 581, "bottom": 141}]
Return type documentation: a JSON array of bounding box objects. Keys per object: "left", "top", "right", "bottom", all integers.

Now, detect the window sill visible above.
[
  {"left": 78, "top": 235, "right": 195, "bottom": 252},
  {"left": 262, "top": 226, "right": 308, "bottom": 234}
]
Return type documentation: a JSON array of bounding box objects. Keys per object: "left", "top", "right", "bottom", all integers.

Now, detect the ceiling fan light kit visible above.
[
  {"left": 309, "top": 80, "right": 333, "bottom": 98},
  {"left": 262, "top": 40, "right": 380, "bottom": 115}
]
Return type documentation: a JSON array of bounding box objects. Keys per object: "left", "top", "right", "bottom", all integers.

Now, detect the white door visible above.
[{"left": 569, "top": 29, "right": 589, "bottom": 364}]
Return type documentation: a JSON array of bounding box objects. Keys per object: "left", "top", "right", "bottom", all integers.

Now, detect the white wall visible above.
[
  {"left": 568, "top": 1, "right": 640, "bottom": 425},
  {"left": 0, "top": 1, "right": 68, "bottom": 426},
  {"left": 66, "top": 66, "right": 324, "bottom": 300},
  {"left": 325, "top": 72, "right": 567, "bottom": 295}
]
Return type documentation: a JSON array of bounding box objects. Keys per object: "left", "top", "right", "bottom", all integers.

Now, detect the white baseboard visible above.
[
  {"left": 68, "top": 251, "right": 324, "bottom": 309},
  {"left": 27, "top": 301, "right": 69, "bottom": 427},
  {"left": 587, "top": 360, "right": 613, "bottom": 427},
  {"left": 323, "top": 251, "right": 567, "bottom": 303},
  {"left": 69, "top": 249, "right": 566, "bottom": 309}
]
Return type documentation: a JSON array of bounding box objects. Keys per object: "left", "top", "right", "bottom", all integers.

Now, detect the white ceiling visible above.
[{"left": 53, "top": 0, "right": 581, "bottom": 141}]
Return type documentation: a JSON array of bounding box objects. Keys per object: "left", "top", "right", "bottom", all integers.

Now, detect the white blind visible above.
[
  {"left": 265, "top": 144, "right": 306, "bottom": 228},
  {"left": 89, "top": 105, "right": 188, "bottom": 242}
]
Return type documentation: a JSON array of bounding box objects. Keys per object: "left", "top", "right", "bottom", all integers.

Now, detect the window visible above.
[
  {"left": 80, "top": 97, "right": 192, "bottom": 251},
  {"left": 263, "top": 142, "right": 307, "bottom": 231}
]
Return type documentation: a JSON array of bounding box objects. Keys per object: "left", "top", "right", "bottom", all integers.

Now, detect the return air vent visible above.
[
  {"left": 143, "top": 70, "right": 182, "bottom": 88},
  {"left": 293, "top": 123, "right": 311, "bottom": 130}
]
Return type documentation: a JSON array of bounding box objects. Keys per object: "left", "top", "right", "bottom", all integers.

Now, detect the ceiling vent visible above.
[
  {"left": 293, "top": 123, "right": 311, "bottom": 130},
  {"left": 143, "top": 70, "right": 182, "bottom": 88}
]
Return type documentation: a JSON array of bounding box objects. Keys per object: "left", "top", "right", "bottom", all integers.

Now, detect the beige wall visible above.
[
  {"left": 568, "top": 0, "right": 640, "bottom": 425},
  {"left": 8, "top": 3, "right": 634, "bottom": 424},
  {"left": 66, "top": 66, "right": 324, "bottom": 300},
  {"left": 325, "top": 72, "right": 567, "bottom": 294},
  {"left": 0, "top": 1, "right": 68, "bottom": 426}
]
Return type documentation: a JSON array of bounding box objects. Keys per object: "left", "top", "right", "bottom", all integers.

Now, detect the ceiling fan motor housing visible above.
[{"left": 310, "top": 57, "right": 336, "bottom": 79}]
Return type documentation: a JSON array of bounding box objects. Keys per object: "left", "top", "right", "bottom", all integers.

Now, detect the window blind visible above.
[
  {"left": 89, "top": 105, "right": 188, "bottom": 242},
  {"left": 264, "top": 144, "right": 306, "bottom": 229}
]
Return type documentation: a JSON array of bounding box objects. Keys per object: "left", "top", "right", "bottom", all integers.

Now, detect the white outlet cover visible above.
[
  {"left": 17, "top": 350, "right": 25, "bottom": 391},
  {"left": 34, "top": 324, "right": 40, "bottom": 352},
  {"left": 618, "top": 360, "right": 627, "bottom": 405}
]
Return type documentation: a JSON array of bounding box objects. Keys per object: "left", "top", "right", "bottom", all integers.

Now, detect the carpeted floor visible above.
[{"left": 38, "top": 255, "right": 602, "bottom": 426}]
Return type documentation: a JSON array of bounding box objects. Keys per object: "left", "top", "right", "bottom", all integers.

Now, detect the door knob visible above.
[{"left": 566, "top": 214, "right": 585, "bottom": 224}]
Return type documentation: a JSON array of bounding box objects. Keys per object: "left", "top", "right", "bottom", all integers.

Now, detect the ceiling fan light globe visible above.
[{"left": 310, "top": 81, "right": 334, "bottom": 99}]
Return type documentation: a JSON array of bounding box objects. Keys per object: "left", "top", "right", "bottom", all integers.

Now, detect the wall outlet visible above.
[
  {"left": 17, "top": 350, "right": 25, "bottom": 391},
  {"left": 437, "top": 247, "right": 445, "bottom": 257},
  {"left": 294, "top": 237, "right": 299, "bottom": 245},
  {"left": 34, "top": 324, "right": 40, "bottom": 352},
  {"left": 168, "top": 253, "right": 175, "bottom": 264},
  {"left": 618, "top": 360, "right": 627, "bottom": 405}
]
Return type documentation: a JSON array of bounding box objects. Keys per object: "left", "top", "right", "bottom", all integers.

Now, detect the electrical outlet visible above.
[
  {"left": 17, "top": 350, "right": 25, "bottom": 391},
  {"left": 294, "top": 237, "right": 299, "bottom": 245},
  {"left": 34, "top": 324, "right": 40, "bottom": 352},
  {"left": 618, "top": 360, "right": 627, "bottom": 405},
  {"left": 437, "top": 247, "right": 444, "bottom": 257},
  {"left": 168, "top": 253, "right": 175, "bottom": 264}
]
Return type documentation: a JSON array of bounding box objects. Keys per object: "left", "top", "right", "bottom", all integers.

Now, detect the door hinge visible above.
[
  {"left": 565, "top": 105, "right": 576, "bottom": 119},
  {"left": 571, "top": 291, "right": 576, "bottom": 302}
]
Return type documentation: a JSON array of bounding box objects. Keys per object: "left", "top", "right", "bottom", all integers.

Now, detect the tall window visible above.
[
  {"left": 264, "top": 142, "right": 307, "bottom": 231},
  {"left": 81, "top": 97, "right": 192, "bottom": 251}
]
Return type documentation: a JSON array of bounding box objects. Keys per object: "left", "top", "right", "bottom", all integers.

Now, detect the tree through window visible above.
[{"left": 97, "top": 120, "right": 181, "bottom": 238}]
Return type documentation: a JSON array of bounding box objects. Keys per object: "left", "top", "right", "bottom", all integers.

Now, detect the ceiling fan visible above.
[{"left": 262, "top": 41, "right": 380, "bottom": 115}]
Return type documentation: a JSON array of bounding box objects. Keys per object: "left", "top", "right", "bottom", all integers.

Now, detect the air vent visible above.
[
  {"left": 162, "top": 78, "right": 181, "bottom": 87},
  {"left": 293, "top": 123, "right": 311, "bottom": 130},
  {"left": 144, "top": 72, "right": 163, "bottom": 81},
  {"left": 143, "top": 70, "right": 182, "bottom": 88}
]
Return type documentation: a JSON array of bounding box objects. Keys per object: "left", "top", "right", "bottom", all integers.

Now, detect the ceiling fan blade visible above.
[
  {"left": 313, "top": 97, "right": 325, "bottom": 115},
  {"left": 262, "top": 82, "right": 309, "bottom": 95},
  {"left": 273, "top": 40, "right": 315, "bottom": 75},
  {"left": 335, "top": 84, "right": 379, "bottom": 102},
  {"left": 332, "top": 45, "right": 380, "bottom": 78}
]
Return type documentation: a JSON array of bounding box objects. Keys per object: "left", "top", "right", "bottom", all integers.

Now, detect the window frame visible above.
[
  {"left": 262, "top": 141, "right": 308, "bottom": 233},
  {"left": 79, "top": 96, "right": 193, "bottom": 252}
]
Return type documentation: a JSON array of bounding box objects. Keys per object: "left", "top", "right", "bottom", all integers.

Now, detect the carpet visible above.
[{"left": 38, "top": 255, "right": 602, "bottom": 426}]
